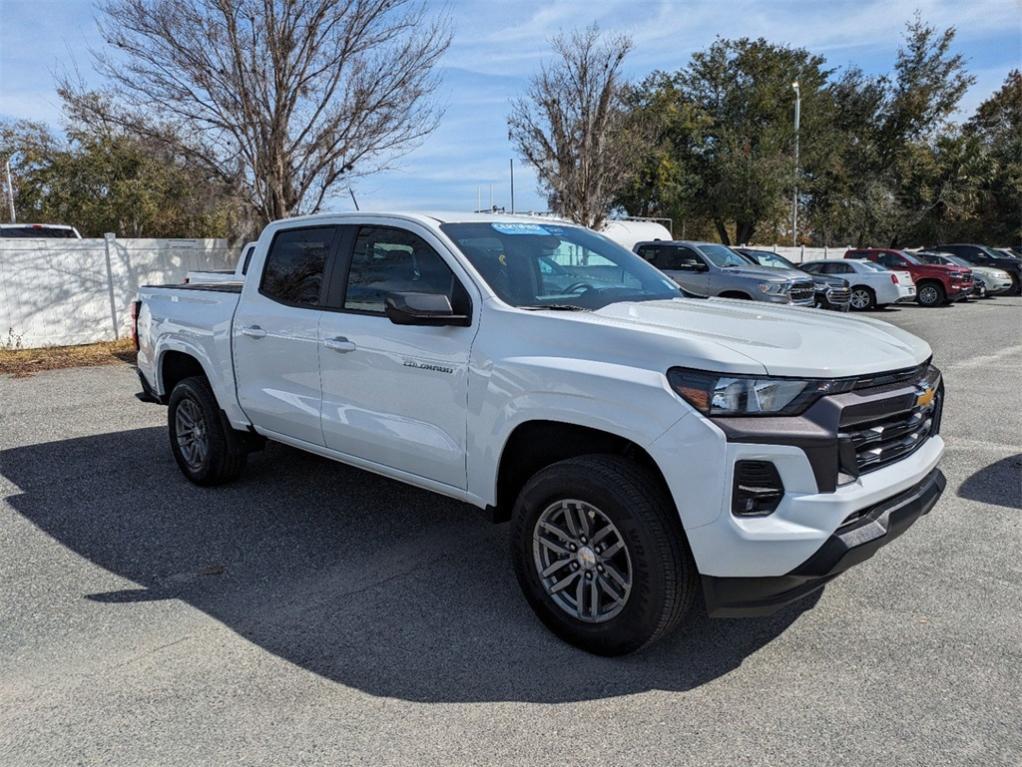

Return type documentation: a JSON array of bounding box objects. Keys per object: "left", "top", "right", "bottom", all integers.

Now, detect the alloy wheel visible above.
[
  {"left": 918, "top": 285, "right": 940, "bottom": 305},
  {"left": 174, "top": 397, "right": 208, "bottom": 471},
  {"left": 532, "top": 499, "right": 632, "bottom": 623},
  {"left": 850, "top": 289, "right": 871, "bottom": 310}
]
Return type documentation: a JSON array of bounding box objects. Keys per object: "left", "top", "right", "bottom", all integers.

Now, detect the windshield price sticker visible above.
[{"left": 492, "top": 223, "right": 551, "bottom": 236}]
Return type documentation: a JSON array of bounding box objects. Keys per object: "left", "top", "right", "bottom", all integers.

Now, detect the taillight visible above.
[
  {"left": 130, "top": 300, "right": 141, "bottom": 351},
  {"left": 890, "top": 274, "right": 899, "bottom": 284}
]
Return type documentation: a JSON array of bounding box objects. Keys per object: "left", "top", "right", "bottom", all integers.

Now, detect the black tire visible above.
[
  {"left": 1010, "top": 273, "right": 1022, "bottom": 296},
  {"left": 510, "top": 455, "right": 698, "bottom": 656},
  {"left": 916, "top": 281, "right": 946, "bottom": 307},
  {"left": 168, "top": 376, "right": 247, "bottom": 486},
  {"left": 849, "top": 286, "right": 875, "bottom": 311}
]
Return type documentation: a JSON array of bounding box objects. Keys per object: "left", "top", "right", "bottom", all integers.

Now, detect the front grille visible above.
[
  {"left": 850, "top": 362, "right": 929, "bottom": 391},
  {"left": 838, "top": 369, "right": 942, "bottom": 477},
  {"left": 827, "top": 286, "right": 851, "bottom": 303},
  {"left": 789, "top": 282, "right": 815, "bottom": 303}
]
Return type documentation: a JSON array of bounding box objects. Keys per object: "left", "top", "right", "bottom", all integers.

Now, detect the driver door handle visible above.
[
  {"left": 240, "top": 325, "right": 267, "bottom": 339},
  {"left": 324, "top": 336, "right": 356, "bottom": 353}
]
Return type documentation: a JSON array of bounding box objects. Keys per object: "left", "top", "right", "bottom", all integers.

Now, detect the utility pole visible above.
[
  {"left": 477, "top": 186, "right": 481, "bottom": 212},
  {"left": 791, "top": 80, "right": 800, "bottom": 247},
  {"left": 4, "top": 156, "right": 15, "bottom": 223},
  {"left": 510, "top": 158, "right": 515, "bottom": 214}
]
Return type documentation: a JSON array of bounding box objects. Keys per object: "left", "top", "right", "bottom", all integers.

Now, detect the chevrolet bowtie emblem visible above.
[{"left": 916, "top": 386, "right": 936, "bottom": 408}]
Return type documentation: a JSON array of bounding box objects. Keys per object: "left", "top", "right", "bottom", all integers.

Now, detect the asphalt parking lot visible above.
[{"left": 2, "top": 297, "right": 1020, "bottom": 767}]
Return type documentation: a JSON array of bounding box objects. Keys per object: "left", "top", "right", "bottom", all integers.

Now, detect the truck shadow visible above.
[
  {"left": 958, "top": 454, "right": 1022, "bottom": 510},
  {"left": 1, "top": 427, "right": 818, "bottom": 704}
]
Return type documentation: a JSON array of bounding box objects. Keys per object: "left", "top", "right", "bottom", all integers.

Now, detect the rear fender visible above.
[{"left": 154, "top": 337, "right": 250, "bottom": 429}]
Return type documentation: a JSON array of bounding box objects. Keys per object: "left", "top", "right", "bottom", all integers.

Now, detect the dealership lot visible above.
[{"left": 2, "top": 298, "right": 1020, "bottom": 766}]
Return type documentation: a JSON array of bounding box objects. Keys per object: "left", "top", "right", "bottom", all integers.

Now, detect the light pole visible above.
[
  {"left": 791, "top": 80, "right": 800, "bottom": 247},
  {"left": 4, "top": 156, "right": 15, "bottom": 223}
]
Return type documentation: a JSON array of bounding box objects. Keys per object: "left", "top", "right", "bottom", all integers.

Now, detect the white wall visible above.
[
  {"left": 743, "top": 245, "right": 853, "bottom": 263},
  {"left": 0, "top": 237, "right": 233, "bottom": 348}
]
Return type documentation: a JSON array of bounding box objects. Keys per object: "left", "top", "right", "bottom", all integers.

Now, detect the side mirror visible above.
[{"left": 385, "top": 292, "right": 470, "bottom": 327}]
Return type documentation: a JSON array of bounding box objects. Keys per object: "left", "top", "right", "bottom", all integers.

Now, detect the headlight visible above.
[
  {"left": 667, "top": 367, "right": 855, "bottom": 416},
  {"left": 758, "top": 281, "right": 790, "bottom": 295}
]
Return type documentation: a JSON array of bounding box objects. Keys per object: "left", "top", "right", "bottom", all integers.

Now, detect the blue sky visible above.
[{"left": 1, "top": 0, "right": 1019, "bottom": 213}]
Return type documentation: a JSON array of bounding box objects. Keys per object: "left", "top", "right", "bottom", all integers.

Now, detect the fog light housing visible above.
[{"left": 732, "top": 461, "right": 784, "bottom": 516}]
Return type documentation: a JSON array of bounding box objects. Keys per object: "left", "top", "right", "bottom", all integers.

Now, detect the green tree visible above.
[
  {"left": 2, "top": 118, "right": 238, "bottom": 238},
  {"left": 965, "top": 70, "right": 1022, "bottom": 244},
  {"left": 619, "top": 38, "right": 834, "bottom": 245}
]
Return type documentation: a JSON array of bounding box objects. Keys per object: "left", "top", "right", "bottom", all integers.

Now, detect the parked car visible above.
[
  {"left": 930, "top": 244, "right": 1022, "bottom": 295},
  {"left": 914, "top": 252, "right": 1014, "bottom": 297},
  {"left": 133, "top": 212, "right": 947, "bottom": 655},
  {"left": 845, "top": 248, "right": 972, "bottom": 307},
  {"left": 735, "top": 247, "right": 850, "bottom": 311},
  {"left": 185, "top": 242, "right": 256, "bottom": 285},
  {"left": 0, "top": 223, "right": 81, "bottom": 238},
  {"left": 634, "top": 240, "right": 815, "bottom": 305},
  {"left": 801, "top": 259, "right": 915, "bottom": 310}
]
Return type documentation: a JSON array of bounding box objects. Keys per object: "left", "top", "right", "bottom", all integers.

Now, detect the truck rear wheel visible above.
[
  {"left": 168, "top": 376, "right": 247, "bottom": 486},
  {"left": 510, "top": 455, "right": 698, "bottom": 655}
]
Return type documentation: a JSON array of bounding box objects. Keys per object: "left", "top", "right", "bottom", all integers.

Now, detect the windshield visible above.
[
  {"left": 440, "top": 222, "right": 681, "bottom": 310},
  {"left": 858, "top": 261, "right": 889, "bottom": 272},
  {"left": 897, "top": 251, "right": 922, "bottom": 265},
  {"left": 1, "top": 226, "right": 77, "bottom": 238},
  {"left": 699, "top": 244, "right": 749, "bottom": 268},
  {"left": 743, "top": 250, "right": 796, "bottom": 270}
]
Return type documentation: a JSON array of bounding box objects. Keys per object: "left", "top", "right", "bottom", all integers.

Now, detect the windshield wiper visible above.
[{"left": 518, "top": 304, "right": 588, "bottom": 311}]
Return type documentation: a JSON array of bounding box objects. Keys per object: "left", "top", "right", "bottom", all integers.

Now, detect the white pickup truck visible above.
[
  {"left": 183, "top": 242, "right": 256, "bottom": 285},
  {"left": 133, "top": 212, "right": 947, "bottom": 655}
]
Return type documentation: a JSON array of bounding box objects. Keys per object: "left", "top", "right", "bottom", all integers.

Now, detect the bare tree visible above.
[
  {"left": 508, "top": 26, "right": 636, "bottom": 229},
  {"left": 62, "top": 0, "right": 451, "bottom": 226}
]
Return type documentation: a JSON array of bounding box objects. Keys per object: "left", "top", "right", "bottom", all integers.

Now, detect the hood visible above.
[
  {"left": 584, "top": 298, "right": 931, "bottom": 378},
  {"left": 714, "top": 265, "right": 809, "bottom": 283},
  {"left": 912, "top": 262, "right": 970, "bottom": 279},
  {"left": 970, "top": 265, "right": 1010, "bottom": 281},
  {"left": 812, "top": 274, "right": 849, "bottom": 288}
]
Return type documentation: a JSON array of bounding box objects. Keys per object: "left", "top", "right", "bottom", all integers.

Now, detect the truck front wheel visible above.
[
  {"left": 510, "top": 455, "right": 698, "bottom": 655},
  {"left": 168, "top": 376, "right": 247, "bottom": 486}
]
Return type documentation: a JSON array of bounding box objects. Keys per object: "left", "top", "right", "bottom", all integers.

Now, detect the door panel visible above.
[
  {"left": 233, "top": 225, "right": 339, "bottom": 445},
  {"left": 318, "top": 224, "right": 474, "bottom": 488}
]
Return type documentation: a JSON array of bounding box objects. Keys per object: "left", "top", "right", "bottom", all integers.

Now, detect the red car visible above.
[{"left": 844, "top": 248, "right": 972, "bottom": 307}]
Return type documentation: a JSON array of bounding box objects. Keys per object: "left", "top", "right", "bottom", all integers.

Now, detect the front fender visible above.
[{"left": 465, "top": 356, "right": 689, "bottom": 507}]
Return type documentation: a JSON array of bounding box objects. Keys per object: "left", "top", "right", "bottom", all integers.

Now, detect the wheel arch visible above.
[
  {"left": 490, "top": 420, "right": 673, "bottom": 523},
  {"left": 718, "top": 290, "right": 752, "bottom": 300}
]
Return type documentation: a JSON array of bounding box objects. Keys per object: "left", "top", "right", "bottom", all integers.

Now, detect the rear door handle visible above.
[
  {"left": 241, "top": 325, "right": 267, "bottom": 339},
  {"left": 323, "top": 336, "right": 356, "bottom": 353}
]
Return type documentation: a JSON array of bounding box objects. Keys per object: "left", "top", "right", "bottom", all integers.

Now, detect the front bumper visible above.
[{"left": 703, "top": 468, "right": 945, "bottom": 616}]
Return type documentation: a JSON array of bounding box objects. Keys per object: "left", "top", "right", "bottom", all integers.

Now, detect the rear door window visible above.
[
  {"left": 260, "top": 226, "right": 337, "bottom": 307},
  {"left": 659, "top": 247, "right": 703, "bottom": 270}
]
